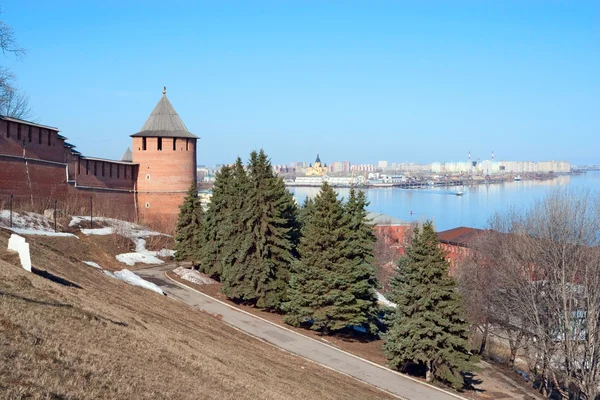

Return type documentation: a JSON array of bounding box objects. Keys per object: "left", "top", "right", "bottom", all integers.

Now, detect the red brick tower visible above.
[{"left": 131, "top": 87, "right": 198, "bottom": 225}]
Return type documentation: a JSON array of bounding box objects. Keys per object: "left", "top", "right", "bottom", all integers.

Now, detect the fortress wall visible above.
[
  {"left": 0, "top": 156, "right": 68, "bottom": 199},
  {"left": 74, "top": 158, "right": 137, "bottom": 191},
  {"left": 0, "top": 119, "right": 65, "bottom": 163}
]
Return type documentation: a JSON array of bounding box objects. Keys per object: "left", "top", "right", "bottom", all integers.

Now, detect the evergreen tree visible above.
[
  {"left": 285, "top": 183, "right": 378, "bottom": 335},
  {"left": 219, "top": 157, "right": 250, "bottom": 272},
  {"left": 297, "top": 196, "right": 314, "bottom": 228},
  {"left": 383, "top": 222, "right": 476, "bottom": 389},
  {"left": 221, "top": 150, "right": 299, "bottom": 309},
  {"left": 174, "top": 182, "right": 203, "bottom": 262},
  {"left": 197, "top": 165, "right": 234, "bottom": 278},
  {"left": 342, "top": 188, "right": 380, "bottom": 333}
]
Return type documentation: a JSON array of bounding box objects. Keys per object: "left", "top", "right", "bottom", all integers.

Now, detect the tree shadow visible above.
[
  {"left": 31, "top": 267, "right": 82, "bottom": 289},
  {"left": 0, "top": 290, "right": 73, "bottom": 308},
  {"left": 329, "top": 326, "right": 382, "bottom": 343},
  {"left": 463, "top": 371, "right": 484, "bottom": 392}
]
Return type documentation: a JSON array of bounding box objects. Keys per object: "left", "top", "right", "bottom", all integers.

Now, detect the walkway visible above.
[{"left": 135, "top": 265, "right": 464, "bottom": 400}]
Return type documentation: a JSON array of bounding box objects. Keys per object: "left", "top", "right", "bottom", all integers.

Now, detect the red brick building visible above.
[
  {"left": 437, "top": 226, "right": 484, "bottom": 275},
  {"left": 0, "top": 87, "right": 197, "bottom": 226},
  {"left": 367, "top": 212, "right": 413, "bottom": 255}
]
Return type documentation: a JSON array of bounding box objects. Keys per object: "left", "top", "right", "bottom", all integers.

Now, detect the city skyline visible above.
[{"left": 3, "top": 1, "right": 599, "bottom": 165}]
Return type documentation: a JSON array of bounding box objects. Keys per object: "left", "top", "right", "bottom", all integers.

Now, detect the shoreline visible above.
[{"left": 284, "top": 172, "right": 568, "bottom": 189}]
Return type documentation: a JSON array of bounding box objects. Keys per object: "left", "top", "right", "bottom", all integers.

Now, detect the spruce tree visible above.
[
  {"left": 285, "top": 183, "right": 378, "bottom": 335},
  {"left": 197, "top": 165, "right": 234, "bottom": 278},
  {"left": 219, "top": 157, "right": 250, "bottom": 272},
  {"left": 174, "top": 182, "right": 202, "bottom": 262},
  {"left": 221, "top": 150, "right": 299, "bottom": 309},
  {"left": 297, "top": 196, "right": 314, "bottom": 228},
  {"left": 342, "top": 188, "right": 380, "bottom": 334},
  {"left": 384, "top": 222, "right": 476, "bottom": 389}
]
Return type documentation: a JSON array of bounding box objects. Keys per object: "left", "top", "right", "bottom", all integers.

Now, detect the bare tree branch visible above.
[
  {"left": 0, "top": 12, "right": 26, "bottom": 59},
  {"left": 0, "top": 83, "right": 34, "bottom": 119}
]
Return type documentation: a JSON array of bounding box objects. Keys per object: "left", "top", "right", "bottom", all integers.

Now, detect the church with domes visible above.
[{"left": 305, "top": 154, "right": 329, "bottom": 176}]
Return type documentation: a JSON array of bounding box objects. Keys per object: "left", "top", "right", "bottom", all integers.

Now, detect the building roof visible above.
[
  {"left": 130, "top": 87, "right": 199, "bottom": 139},
  {"left": 437, "top": 227, "right": 485, "bottom": 247},
  {"left": 315, "top": 153, "right": 321, "bottom": 163},
  {"left": 81, "top": 156, "right": 137, "bottom": 166},
  {"left": 366, "top": 212, "right": 411, "bottom": 226},
  {"left": 0, "top": 115, "right": 59, "bottom": 131},
  {"left": 121, "top": 147, "right": 133, "bottom": 162}
]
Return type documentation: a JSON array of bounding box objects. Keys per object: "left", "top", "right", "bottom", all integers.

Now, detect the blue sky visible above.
[{"left": 2, "top": 1, "right": 599, "bottom": 166}]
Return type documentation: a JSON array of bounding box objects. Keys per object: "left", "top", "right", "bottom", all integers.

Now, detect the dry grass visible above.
[{"left": 0, "top": 230, "right": 394, "bottom": 400}]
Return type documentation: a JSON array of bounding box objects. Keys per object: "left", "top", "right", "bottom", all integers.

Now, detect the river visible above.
[{"left": 289, "top": 172, "right": 600, "bottom": 231}]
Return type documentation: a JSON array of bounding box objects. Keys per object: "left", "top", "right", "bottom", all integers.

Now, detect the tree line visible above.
[{"left": 175, "top": 149, "right": 476, "bottom": 390}]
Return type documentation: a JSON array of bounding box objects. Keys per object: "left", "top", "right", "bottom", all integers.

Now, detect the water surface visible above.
[{"left": 289, "top": 172, "right": 600, "bottom": 231}]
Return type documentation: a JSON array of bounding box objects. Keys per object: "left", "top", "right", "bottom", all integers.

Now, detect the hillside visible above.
[{"left": 0, "top": 229, "right": 394, "bottom": 400}]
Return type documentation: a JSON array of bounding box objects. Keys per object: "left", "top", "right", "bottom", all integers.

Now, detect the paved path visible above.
[{"left": 136, "top": 265, "right": 464, "bottom": 400}]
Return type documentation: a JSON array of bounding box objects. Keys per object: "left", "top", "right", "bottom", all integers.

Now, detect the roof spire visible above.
[{"left": 162, "top": 86, "right": 167, "bottom": 95}]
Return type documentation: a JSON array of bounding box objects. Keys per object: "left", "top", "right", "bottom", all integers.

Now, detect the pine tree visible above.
[
  {"left": 174, "top": 182, "right": 203, "bottom": 262},
  {"left": 383, "top": 222, "right": 476, "bottom": 389},
  {"left": 285, "top": 183, "right": 378, "bottom": 335},
  {"left": 198, "top": 165, "right": 234, "bottom": 278},
  {"left": 221, "top": 150, "right": 299, "bottom": 309}
]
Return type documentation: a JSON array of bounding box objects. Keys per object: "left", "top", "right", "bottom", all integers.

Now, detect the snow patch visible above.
[
  {"left": 81, "top": 227, "right": 113, "bottom": 235},
  {"left": 0, "top": 210, "right": 64, "bottom": 233},
  {"left": 69, "top": 216, "right": 174, "bottom": 266},
  {"left": 113, "top": 269, "right": 164, "bottom": 295},
  {"left": 83, "top": 261, "right": 102, "bottom": 269},
  {"left": 8, "top": 234, "right": 32, "bottom": 272},
  {"left": 157, "top": 248, "right": 175, "bottom": 257},
  {"left": 103, "top": 270, "right": 117, "bottom": 278},
  {"left": 115, "top": 237, "right": 173, "bottom": 266},
  {"left": 173, "top": 267, "right": 218, "bottom": 285},
  {"left": 116, "top": 252, "right": 164, "bottom": 266},
  {"left": 8, "top": 228, "right": 78, "bottom": 238},
  {"left": 376, "top": 291, "right": 397, "bottom": 308}
]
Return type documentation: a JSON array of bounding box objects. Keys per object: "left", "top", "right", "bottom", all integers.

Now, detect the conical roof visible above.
[
  {"left": 131, "top": 87, "right": 198, "bottom": 139},
  {"left": 121, "top": 147, "right": 133, "bottom": 162}
]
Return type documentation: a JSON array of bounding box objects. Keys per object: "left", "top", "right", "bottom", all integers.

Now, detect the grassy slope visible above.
[{"left": 0, "top": 230, "right": 393, "bottom": 400}]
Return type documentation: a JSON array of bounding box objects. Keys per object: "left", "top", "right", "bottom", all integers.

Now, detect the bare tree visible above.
[
  {"left": 0, "top": 83, "right": 33, "bottom": 119},
  {"left": 0, "top": 15, "right": 25, "bottom": 58},
  {"left": 476, "top": 190, "right": 600, "bottom": 399},
  {"left": 373, "top": 218, "right": 404, "bottom": 294},
  {"left": 0, "top": 11, "right": 33, "bottom": 119}
]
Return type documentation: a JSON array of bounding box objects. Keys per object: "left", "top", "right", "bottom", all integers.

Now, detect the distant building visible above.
[
  {"left": 432, "top": 159, "right": 570, "bottom": 175},
  {"left": 437, "top": 227, "right": 485, "bottom": 275},
  {"left": 352, "top": 164, "right": 376, "bottom": 172},
  {"left": 367, "top": 212, "right": 413, "bottom": 255},
  {"left": 305, "top": 154, "right": 329, "bottom": 176},
  {"left": 378, "top": 160, "right": 388, "bottom": 169}
]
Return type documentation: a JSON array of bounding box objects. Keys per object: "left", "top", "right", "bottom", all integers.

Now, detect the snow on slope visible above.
[
  {"left": 70, "top": 216, "right": 174, "bottom": 266},
  {"left": 113, "top": 269, "right": 164, "bottom": 295},
  {"left": 173, "top": 267, "right": 217, "bottom": 285},
  {"left": 81, "top": 261, "right": 164, "bottom": 295},
  {"left": 83, "top": 261, "right": 102, "bottom": 269},
  {"left": 0, "top": 210, "right": 78, "bottom": 237}
]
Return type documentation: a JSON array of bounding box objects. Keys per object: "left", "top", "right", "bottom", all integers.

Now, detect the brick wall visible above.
[
  {"left": 0, "top": 156, "right": 68, "bottom": 198},
  {"left": 74, "top": 158, "right": 137, "bottom": 191},
  {"left": 0, "top": 119, "right": 65, "bottom": 163}
]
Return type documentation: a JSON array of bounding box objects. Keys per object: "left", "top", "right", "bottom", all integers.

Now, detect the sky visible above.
[{"left": 1, "top": 1, "right": 599, "bottom": 166}]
